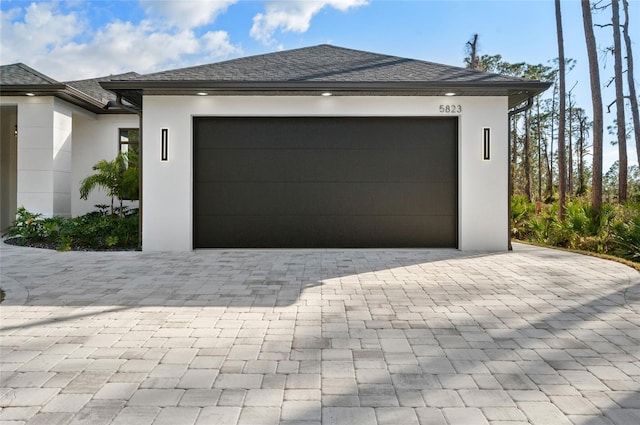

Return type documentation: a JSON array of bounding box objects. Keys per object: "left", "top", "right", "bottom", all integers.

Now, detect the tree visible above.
[
  {"left": 582, "top": 0, "right": 604, "bottom": 217},
  {"left": 79, "top": 152, "right": 139, "bottom": 217},
  {"left": 465, "top": 34, "right": 480, "bottom": 70},
  {"left": 612, "top": 0, "right": 628, "bottom": 203},
  {"left": 556, "top": 0, "right": 567, "bottom": 220},
  {"left": 574, "top": 108, "right": 591, "bottom": 196},
  {"left": 622, "top": 0, "right": 640, "bottom": 170}
]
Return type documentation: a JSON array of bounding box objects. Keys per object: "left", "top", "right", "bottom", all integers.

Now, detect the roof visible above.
[
  {"left": 102, "top": 45, "right": 551, "bottom": 107},
  {"left": 0, "top": 63, "right": 138, "bottom": 114},
  {"left": 2, "top": 45, "right": 551, "bottom": 112},
  {"left": 134, "top": 45, "right": 525, "bottom": 83},
  {"left": 0, "top": 63, "right": 59, "bottom": 85},
  {"left": 65, "top": 72, "right": 140, "bottom": 104}
]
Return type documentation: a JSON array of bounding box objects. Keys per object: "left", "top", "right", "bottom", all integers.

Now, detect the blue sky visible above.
[{"left": 1, "top": 0, "right": 638, "bottom": 169}]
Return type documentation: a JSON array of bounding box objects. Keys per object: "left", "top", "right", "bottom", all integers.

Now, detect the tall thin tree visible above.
[
  {"left": 612, "top": 0, "right": 628, "bottom": 203},
  {"left": 556, "top": 0, "right": 567, "bottom": 220},
  {"left": 582, "top": 0, "right": 604, "bottom": 217},
  {"left": 622, "top": 0, "right": 640, "bottom": 168},
  {"left": 524, "top": 108, "right": 532, "bottom": 201},
  {"left": 466, "top": 34, "right": 480, "bottom": 70}
]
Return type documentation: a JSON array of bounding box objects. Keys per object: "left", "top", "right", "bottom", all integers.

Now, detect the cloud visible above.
[
  {"left": 202, "top": 30, "right": 242, "bottom": 59},
  {"left": 0, "top": 2, "right": 242, "bottom": 81},
  {"left": 0, "top": 3, "right": 84, "bottom": 66},
  {"left": 251, "top": 0, "right": 368, "bottom": 44},
  {"left": 141, "top": 0, "right": 237, "bottom": 29}
]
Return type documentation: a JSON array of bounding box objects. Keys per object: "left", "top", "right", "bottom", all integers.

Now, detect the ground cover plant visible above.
[
  {"left": 3, "top": 206, "right": 139, "bottom": 251},
  {"left": 512, "top": 196, "right": 640, "bottom": 263}
]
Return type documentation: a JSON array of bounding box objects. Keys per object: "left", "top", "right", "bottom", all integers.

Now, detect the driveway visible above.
[{"left": 1, "top": 243, "right": 639, "bottom": 425}]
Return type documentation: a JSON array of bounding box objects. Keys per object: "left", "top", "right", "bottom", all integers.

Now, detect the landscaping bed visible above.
[{"left": 2, "top": 206, "right": 139, "bottom": 251}]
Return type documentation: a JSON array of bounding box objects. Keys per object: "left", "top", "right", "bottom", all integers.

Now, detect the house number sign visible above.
[{"left": 439, "top": 105, "right": 462, "bottom": 113}]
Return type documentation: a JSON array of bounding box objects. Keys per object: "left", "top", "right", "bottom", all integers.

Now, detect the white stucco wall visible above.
[
  {"left": 71, "top": 114, "right": 140, "bottom": 216},
  {"left": 1, "top": 95, "right": 139, "bottom": 219},
  {"left": 142, "top": 95, "right": 509, "bottom": 252},
  {"left": 52, "top": 99, "right": 73, "bottom": 217}
]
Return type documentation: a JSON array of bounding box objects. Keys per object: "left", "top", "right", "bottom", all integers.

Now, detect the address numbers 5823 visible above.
[{"left": 439, "top": 105, "right": 462, "bottom": 113}]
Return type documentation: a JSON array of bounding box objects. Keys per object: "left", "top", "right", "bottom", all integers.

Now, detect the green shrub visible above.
[
  {"left": 512, "top": 197, "right": 639, "bottom": 263},
  {"left": 2, "top": 206, "right": 139, "bottom": 251}
]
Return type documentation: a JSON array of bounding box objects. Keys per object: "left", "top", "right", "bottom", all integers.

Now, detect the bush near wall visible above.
[
  {"left": 512, "top": 196, "right": 640, "bottom": 263},
  {"left": 2, "top": 206, "right": 139, "bottom": 251}
]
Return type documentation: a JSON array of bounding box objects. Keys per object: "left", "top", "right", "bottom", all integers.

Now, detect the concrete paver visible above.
[{"left": 1, "top": 242, "right": 639, "bottom": 424}]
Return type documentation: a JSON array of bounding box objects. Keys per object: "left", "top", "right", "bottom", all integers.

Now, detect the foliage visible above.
[
  {"left": 79, "top": 151, "right": 139, "bottom": 217},
  {"left": 604, "top": 162, "right": 640, "bottom": 203},
  {"left": 512, "top": 197, "right": 640, "bottom": 263},
  {"left": 3, "top": 206, "right": 138, "bottom": 251}
]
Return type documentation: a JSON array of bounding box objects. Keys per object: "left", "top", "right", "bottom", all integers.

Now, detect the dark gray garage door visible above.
[{"left": 193, "top": 117, "right": 457, "bottom": 248}]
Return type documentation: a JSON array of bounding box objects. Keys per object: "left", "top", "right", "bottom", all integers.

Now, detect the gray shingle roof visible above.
[
  {"left": 125, "top": 45, "right": 530, "bottom": 84},
  {"left": 0, "top": 64, "right": 138, "bottom": 114},
  {"left": 65, "top": 72, "right": 140, "bottom": 103},
  {"left": 0, "top": 63, "right": 59, "bottom": 85}
]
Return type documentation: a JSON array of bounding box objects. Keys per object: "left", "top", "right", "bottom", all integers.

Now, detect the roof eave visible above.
[
  {"left": 0, "top": 84, "right": 136, "bottom": 114},
  {"left": 101, "top": 80, "right": 551, "bottom": 109}
]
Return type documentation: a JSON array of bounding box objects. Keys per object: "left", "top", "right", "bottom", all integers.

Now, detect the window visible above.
[
  {"left": 119, "top": 128, "right": 139, "bottom": 200},
  {"left": 119, "top": 128, "right": 139, "bottom": 158}
]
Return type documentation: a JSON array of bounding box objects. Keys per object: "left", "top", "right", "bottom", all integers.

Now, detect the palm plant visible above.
[{"left": 79, "top": 152, "right": 138, "bottom": 217}]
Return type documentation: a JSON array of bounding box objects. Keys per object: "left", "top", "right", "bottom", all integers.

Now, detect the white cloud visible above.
[
  {"left": 141, "top": 0, "right": 237, "bottom": 29},
  {"left": 0, "top": 3, "right": 84, "bottom": 66},
  {"left": 0, "top": 2, "right": 242, "bottom": 81},
  {"left": 202, "top": 30, "right": 242, "bottom": 59},
  {"left": 251, "top": 0, "right": 368, "bottom": 44}
]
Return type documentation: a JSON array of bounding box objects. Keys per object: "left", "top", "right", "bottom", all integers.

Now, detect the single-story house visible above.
[{"left": 0, "top": 45, "right": 550, "bottom": 251}]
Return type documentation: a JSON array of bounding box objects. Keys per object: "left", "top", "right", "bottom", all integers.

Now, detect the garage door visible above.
[{"left": 193, "top": 117, "right": 457, "bottom": 248}]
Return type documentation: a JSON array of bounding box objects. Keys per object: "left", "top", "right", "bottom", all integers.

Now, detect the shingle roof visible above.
[
  {"left": 0, "top": 63, "right": 60, "bottom": 85},
  {"left": 65, "top": 72, "right": 140, "bottom": 103},
  {"left": 102, "top": 44, "right": 550, "bottom": 107},
  {"left": 126, "top": 45, "right": 530, "bottom": 84},
  {"left": 0, "top": 64, "right": 138, "bottom": 114}
]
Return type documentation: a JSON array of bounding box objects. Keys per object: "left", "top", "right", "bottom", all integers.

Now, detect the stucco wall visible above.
[
  {"left": 71, "top": 114, "right": 140, "bottom": 216},
  {"left": 142, "top": 95, "right": 509, "bottom": 252},
  {"left": 1, "top": 95, "right": 139, "bottom": 219}
]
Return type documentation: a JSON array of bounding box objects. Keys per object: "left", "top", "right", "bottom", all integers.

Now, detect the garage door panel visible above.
[
  {"left": 194, "top": 215, "right": 457, "bottom": 248},
  {"left": 194, "top": 117, "right": 456, "bottom": 151},
  {"left": 196, "top": 148, "right": 455, "bottom": 183},
  {"left": 195, "top": 181, "right": 456, "bottom": 216},
  {"left": 193, "top": 116, "right": 457, "bottom": 248}
]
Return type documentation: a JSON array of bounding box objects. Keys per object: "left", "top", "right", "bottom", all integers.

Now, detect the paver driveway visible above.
[{"left": 1, "top": 242, "right": 639, "bottom": 425}]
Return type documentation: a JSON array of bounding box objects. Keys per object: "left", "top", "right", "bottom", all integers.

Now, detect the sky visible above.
[{"left": 1, "top": 0, "right": 638, "bottom": 170}]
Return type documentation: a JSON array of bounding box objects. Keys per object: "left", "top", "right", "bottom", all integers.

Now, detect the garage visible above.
[{"left": 193, "top": 116, "right": 457, "bottom": 248}]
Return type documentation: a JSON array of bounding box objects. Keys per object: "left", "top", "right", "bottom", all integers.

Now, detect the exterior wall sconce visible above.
[
  {"left": 14, "top": 125, "right": 18, "bottom": 137},
  {"left": 161, "top": 128, "right": 169, "bottom": 161},
  {"left": 483, "top": 128, "right": 491, "bottom": 160}
]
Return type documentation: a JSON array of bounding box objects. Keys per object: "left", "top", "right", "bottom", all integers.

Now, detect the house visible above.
[{"left": 0, "top": 45, "right": 550, "bottom": 251}]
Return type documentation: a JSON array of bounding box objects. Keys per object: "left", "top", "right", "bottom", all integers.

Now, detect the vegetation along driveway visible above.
[{"left": 1, "top": 242, "right": 639, "bottom": 425}]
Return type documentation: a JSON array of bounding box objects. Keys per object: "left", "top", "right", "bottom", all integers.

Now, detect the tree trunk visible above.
[
  {"left": 467, "top": 34, "right": 479, "bottom": 70},
  {"left": 578, "top": 115, "right": 586, "bottom": 196},
  {"left": 612, "top": 0, "right": 628, "bottom": 203},
  {"left": 622, "top": 0, "right": 640, "bottom": 173},
  {"left": 548, "top": 79, "right": 557, "bottom": 199},
  {"left": 556, "top": 0, "right": 567, "bottom": 220},
  {"left": 568, "top": 102, "right": 574, "bottom": 196},
  {"left": 537, "top": 96, "right": 543, "bottom": 201},
  {"left": 582, "top": 0, "right": 604, "bottom": 217},
  {"left": 524, "top": 109, "right": 532, "bottom": 201},
  {"left": 512, "top": 115, "right": 519, "bottom": 194}
]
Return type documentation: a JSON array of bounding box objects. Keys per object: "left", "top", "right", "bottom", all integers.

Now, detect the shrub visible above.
[
  {"left": 2, "top": 206, "right": 139, "bottom": 251},
  {"left": 79, "top": 151, "right": 139, "bottom": 217},
  {"left": 512, "top": 197, "right": 640, "bottom": 263}
]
